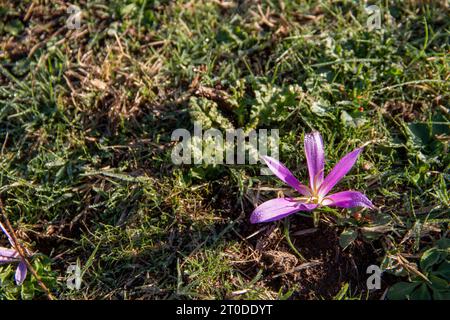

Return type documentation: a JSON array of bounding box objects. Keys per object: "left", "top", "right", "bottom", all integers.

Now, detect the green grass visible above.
[{"left": 0, "top": 0, "right": 448, "bottom": 300}]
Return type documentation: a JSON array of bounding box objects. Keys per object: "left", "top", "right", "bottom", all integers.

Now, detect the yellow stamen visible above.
[{"left": 294, "top": 193, "right": 325, "bottom": 205}]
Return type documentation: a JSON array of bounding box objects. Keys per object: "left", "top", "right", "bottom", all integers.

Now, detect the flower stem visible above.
[
  {"left": 313, "top": 211, "right": 320, "bottom": 228},
  {"left": 283, "top": 218, "right": 306, "bottom": 262}
]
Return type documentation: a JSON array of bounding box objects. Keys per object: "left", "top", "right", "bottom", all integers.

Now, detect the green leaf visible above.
[
  {"left": 387, "top": 282, "right": 421, "bottom": 300},
  {"left": 340, "top": 110, "right": 367, "bottom": 128},
  {"left": 436, "top": 237, "right": 450, "bottom": 250},
  {"left": 339, "top": 229, "right": 358, "bottom": 249},
  {"left": 431, "top": 113, "right": 450, "bottom": 136},
  {"left": 248, "top": 80, "right": 300, "bottom": 129},
  {"left": 407, "top": 123, "right": 431, "bottom": 146},
  {"left": 410, "top": 283, "right": 431, "bottom": 300},
  {"left": 432, "top": 288, "right": 450, "bottom": 300},
  {"left": 311, "top": 100, "right": 331, "bottom": 116},
  {"left": 340, "top": 111, "right": 355, "bottom": 128},
  {"left": 420, "top": 248, "right": 443, "bottom": 272},
  {"left": 435, "top": 260, "right": 450, "bottom": 280},
  {"left": 428, "top": 274, "right": 449, "bottom": 291}
]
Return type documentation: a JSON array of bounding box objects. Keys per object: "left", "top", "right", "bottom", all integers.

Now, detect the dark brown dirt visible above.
[
  {"left": 291, "top": 218, "right": 379, "bottom": 299},
  {"left": 246, "top": 216, "right": 383, "bottom": 299}
]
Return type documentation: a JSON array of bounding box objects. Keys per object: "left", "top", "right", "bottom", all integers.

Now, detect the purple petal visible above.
[
  {"left": 322, "top": 191, "right": 374, "bottom": 209},
  {"left": 0, "top": 221, "right": 15, "bottom": 247},
  {"left": 318, "top": 148, "right": 363, "bottom": 196},
  {"left": 304, "top": 131, "right": 325, "bottom": 192},
  {"left": 15, "top": 260, "right": 27, "bottom": 285},
  {"left": 0, "top": 258, "right": 17, "bottom": 265},
  {"left": 0, "top": 247, "right": 20, "bottom": 263},
  {"left": 250, "top": 197, "right": 317, "bottom": 223},
  {"left": 261, "top": 156, "right": 311, "bottom": 196}
]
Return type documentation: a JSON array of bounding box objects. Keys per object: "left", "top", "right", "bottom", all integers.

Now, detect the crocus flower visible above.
[
  {"left": 0, "top": 222, "right": 27, "bottom": 285},
  {"left": 250, "top": 131, "right": 374, "bottom": 223}
]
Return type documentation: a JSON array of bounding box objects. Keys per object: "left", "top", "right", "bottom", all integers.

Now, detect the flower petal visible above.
[
  {"left": 0, "top": 247, "right": 20, "bottom": 264},
  {"left": 322, "top": 191, "right": 374, "bottom": 209},
  {"left": 0, "top": 247, "right": 19, "bottom": 258},
  {"left": 261, "top": 156, "right": 311, "bottom": 196},
  {"left": 15, "top": 260, "right": 27, "bottom": 285},
  {"left": 304, "top": 131, "right": 325, "bottom": 192},
  {"left": 318, "top": 148, "right": 363, "bottom": 196},
  {"left": 250, "top": 197, "right": 317, "bottom": 223},
  {"left": 0, "top": 221, "right": 15, "bottom": 247}
]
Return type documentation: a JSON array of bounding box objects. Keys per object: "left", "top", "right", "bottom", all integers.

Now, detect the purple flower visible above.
[
  {"left": 250, "top": 131, "right": 374, "bottom": 223},
  {"left": 0, "top": 222, "right": 27, "bottom": 285}
]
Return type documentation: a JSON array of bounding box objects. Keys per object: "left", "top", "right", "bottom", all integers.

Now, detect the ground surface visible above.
[{"left": 0, "top": 0, "right": 449, "bottom": 300}]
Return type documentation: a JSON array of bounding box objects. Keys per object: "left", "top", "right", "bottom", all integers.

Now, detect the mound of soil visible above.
[{"left": 247, "top": 216, "right": 384, "bottom": 299}]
